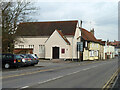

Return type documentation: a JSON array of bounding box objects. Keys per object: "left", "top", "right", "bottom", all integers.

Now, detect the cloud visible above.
[
  {"left": 31, "top": 1, "right": 118, "bottom": 41},
  {"left": 22, "top": 0, "right": 119, "bottom": 3}
]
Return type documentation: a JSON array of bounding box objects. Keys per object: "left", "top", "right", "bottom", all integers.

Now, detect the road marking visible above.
[
  {"left": 26, "top": 64, "right": 105, "bottom": 89},
  {"left": 83, "top": 68, "right": 90, "bottom": 71},
  {"left": 1, "top": 68, "right": 54, "bottom": 79},
  {"left": 1, "top": 60, "right": 109, "bottom": 79},
  {"left": 102, "top": 68, "right": 120, "bottom": 89},
  {"left": 19, "top": 61, "right": 117, "bottom": 89},
  {"left": 26, "top": 68, "right": 92, "bottom": 89},
  {"left": 92, "top": 65, "right": 97, "bottom": 68},
  {"left": 21, "top": 86, "right": 29, "bottom": 89},
  {"left": 38, "top": 76, "right": 63, "bottom": 84}
]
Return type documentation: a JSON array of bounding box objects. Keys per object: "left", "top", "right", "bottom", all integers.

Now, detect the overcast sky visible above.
[{"left": 29, "top": 0, "right": 118, "bottom": 41}]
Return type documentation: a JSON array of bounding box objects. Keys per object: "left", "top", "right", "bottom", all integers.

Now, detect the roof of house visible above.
[
  {"left": 97, "top": 39, "right": 106, "bottom": 45},
  {"left": 16, "top": 20, "right": 78, "bottom": 36},
  {"left": 56, "top": 30, "right": 70, "bottom": 45},
  {"left": 80, "top": 27, "right": 100, "bottom": 43},
  {"left": 107, "top": 41, "right": 120, "bottom": 48}
]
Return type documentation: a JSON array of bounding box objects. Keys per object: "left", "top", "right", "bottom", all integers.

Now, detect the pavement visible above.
[{"left": 1, "top": 58, "right": 119, "bottom": 89}]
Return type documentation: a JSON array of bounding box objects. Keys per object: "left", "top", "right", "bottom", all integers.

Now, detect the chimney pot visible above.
[{"left": 90, "top": 28, "right": 94, "bottom": 35}]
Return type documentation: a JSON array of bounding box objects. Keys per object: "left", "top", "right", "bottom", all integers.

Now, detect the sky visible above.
[{"left": 27, "top": 0, "right": 119, "bottom": 41}]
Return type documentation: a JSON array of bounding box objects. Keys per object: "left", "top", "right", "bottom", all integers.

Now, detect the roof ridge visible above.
[
  {"left": 20, "top": 20, "right": 78, "bottom": 24},
  {"left": 17, "top": 21, "right": 78, "bottom": 36}
]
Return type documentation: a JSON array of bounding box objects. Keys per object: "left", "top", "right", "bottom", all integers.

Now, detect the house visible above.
[
  {"left": 97, "top": 39, "right": 106, "bottom": 60},
  {"left": 107, "top": 40, "right": 120, "bottom": 57},
  {"left": 80, "top": 28, "right": 105, "bottom": 60},
  {"left": 14, "top": 20, "right": 81, "bottom": 60},
  {"left": 103, "top": 41, "right": 115, "bottom": 59},
  {"left": 110, "top": 40, "right": 120, "bottom": 56},
  {"left": 114, "top": 41, "right": 120, "bottom": 56}
]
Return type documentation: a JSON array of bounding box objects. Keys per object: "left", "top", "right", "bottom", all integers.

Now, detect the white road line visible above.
[
  {"left": 21, "top": 86, "right": 29, "bottom": 89},
  {"left": 32, "top": 65, "right": 101, "bottom": 87},
  {"left": 20, "top": 62, "right": 114, "bottom": 89},
  {"left": 92, "top": 66, "right": 97, "bottom": 68},
  {"left": 38, "top": 76, "right": 63, "bottom": 84},
  {"left": 32, "top": 67, "right": 93, "bottom": 86},
  {"left": 83, "top": 68, "right": 90, "bottom": 70}
]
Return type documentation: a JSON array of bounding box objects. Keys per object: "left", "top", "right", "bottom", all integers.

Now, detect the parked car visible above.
[
  {"left": 31, "top": 54, "right": 39, "bottom": 64},
  {"left": 23, "top": 54, "right": 36, "bottom": 66},
  {"left": 1, "top": 54, "right": 24, "bottom": 69},
  {"left": 19, "top": 54, "right": 32, "bottom": 66}
]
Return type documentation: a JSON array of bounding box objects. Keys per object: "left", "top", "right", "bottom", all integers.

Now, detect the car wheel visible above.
[{"left": 4, "top": 63, "right": 10, "bottom": 69}]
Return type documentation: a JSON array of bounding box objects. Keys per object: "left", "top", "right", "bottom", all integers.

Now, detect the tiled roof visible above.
[
  {"left": 16, "top": 20, "right": 78, "bottom": 36},
  {"left": 97, "top": 39, "right": 106, "bottom": 45},
  {"left": 56, "top": 30, "right": 70, "bottom": 45},
  {"left": 80, "top": 27, "right": 105, "bottom": 45},
  {"left": 108, "top": 41, "right": 120, "bottom": 48},
  {"left": 80, "top": 27, "right": 99, "bottom": 43}
]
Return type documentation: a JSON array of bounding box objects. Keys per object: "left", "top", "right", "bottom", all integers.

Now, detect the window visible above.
[
  {"left": 94, "top": 51, "right": 96, "bottom": 56},
  {"left": 90, "top": 50, "right": 94, "bottom": 57},
  {"left": 39, "top": 45, "right": 45, "bottom": 53},
  {"left": 29, "top": 45, "right": 34, "bottom": 48},
  {"left": 96, "top": 51, "right": 98, "bottom": 56},
  {"left": 97, "top": 44, "right": 98, "bottom": 48},
  {"left": 92, "top": 43, "right": 94, "bottom": 47},
  {"left": 94, "top": 50, "right": 98, "bottom": 57},
  {"left": 19, "top": 45, "right": 24, "bottom": 48},
  {"left": 85, "top": 41, "right": 87, "bottom": 47},
  {"left": 61, "top": 49, "right": 65, "bottom": 54},
  {"left": 3, "top": 55, "right": 13, "bottom": 59}
]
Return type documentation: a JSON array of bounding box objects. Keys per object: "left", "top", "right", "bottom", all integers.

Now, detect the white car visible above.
[{"left": 31, "top": 54, "right": 39, "bottom": 64}]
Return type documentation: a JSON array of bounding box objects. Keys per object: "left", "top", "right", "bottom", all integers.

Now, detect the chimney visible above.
[
  {"left": 90, "top": 28, "right": 94, "bottom": 35},
  {"left": 80, "top": 20, "right": 82, "bottom": 28}
]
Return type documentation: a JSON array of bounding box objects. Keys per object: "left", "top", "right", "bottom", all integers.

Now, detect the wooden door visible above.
[{"left": 53, "top": 47, "right": 59, "bottom": 59}]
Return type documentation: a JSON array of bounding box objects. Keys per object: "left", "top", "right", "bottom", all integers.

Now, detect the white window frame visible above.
[
  {"left": 85, "top": 41, "right": 87, "bottom": 47},
  {"left": 19, "top": 45, "right": 24, "bottom": 48},
  {"left": 29, "top": 45, "right": 34, "bottom": 48},
  {"left": 39, "top": 45, "right": 45, "bottom": 53},
  {"left": 90, "top": 50, "right": 94, "bottom": 57}
]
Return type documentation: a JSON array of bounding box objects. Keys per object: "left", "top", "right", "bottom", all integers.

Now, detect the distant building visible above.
[
  {"left": 14, "top": 20, "right": 81, "bottom": 60},
  {"left": 108, "top": 40, "right": 120, "bottom": 57},
  {"left": 103, "top": 41, "right": 115, "bottom": 59},
  {"left": 14, "top": 20, "right": 108, "bottom": 61},
  {"left": 80, "top": 28, "right": 104, "bottom": 60}
]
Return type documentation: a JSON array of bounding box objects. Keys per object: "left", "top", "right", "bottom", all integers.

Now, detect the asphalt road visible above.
[{"left": 2, "top": 58, "right": 119, "bottom": 89}]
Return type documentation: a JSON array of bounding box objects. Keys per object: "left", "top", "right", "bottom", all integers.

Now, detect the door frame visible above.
[{"left": 52, "top": 47, "right": 59, "bottom": 59}]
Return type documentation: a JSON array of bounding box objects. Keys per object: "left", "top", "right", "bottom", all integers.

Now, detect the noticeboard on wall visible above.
[{"left": 61, "top": 48, "right": 65, "bottom": 54}]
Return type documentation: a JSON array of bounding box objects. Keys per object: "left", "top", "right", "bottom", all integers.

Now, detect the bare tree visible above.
[{"left": 2, "top": 1, "right": 37, "bottom": 53}]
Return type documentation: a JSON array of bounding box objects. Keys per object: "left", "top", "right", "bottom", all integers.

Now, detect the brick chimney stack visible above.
[{"left": 90, "top": 28, "right": 94, "bottom": 35}]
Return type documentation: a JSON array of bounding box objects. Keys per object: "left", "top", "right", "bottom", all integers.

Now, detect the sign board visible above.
[{"left": 77, "top": 42, "right": 83, "bottom": 52}]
